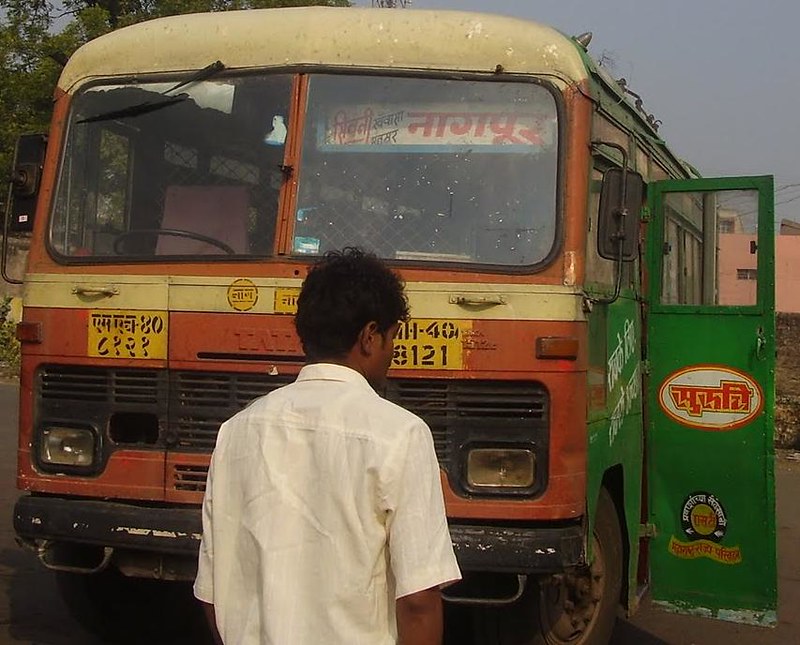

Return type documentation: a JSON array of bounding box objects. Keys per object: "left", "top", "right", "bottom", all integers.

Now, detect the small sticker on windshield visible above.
[{"left": 293, "top": 236, "right": 320, "bottom": 255}]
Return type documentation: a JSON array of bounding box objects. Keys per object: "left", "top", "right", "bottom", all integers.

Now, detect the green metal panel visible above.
[
  {"left": 645, "top": 176, "right": 776, "bottom": 624},
  {"left": 586, "top": 292, "right": 644, "bottom": 610}
]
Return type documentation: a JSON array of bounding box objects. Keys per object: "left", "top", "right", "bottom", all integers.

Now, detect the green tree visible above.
[{"left": 0, "top": 0, "right": 350, "bottom": 220}]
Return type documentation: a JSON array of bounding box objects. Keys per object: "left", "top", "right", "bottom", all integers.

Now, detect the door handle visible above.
[
  {"left": 756, "top": 327, "right": 766, "bottom": 360},
  {"left": 72, "top": 285, "right": 120, "bottom": 297},
  {"left": 449, "top": 294, "right": 506, "bottom": 306}
]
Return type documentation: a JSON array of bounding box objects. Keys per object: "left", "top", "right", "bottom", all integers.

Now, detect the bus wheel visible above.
[
  {"left": 55, "top": 567, "right": 213, "bottom": 644},
  {"left": 475, "top": 488, "right": 622, "bottom": 645}
]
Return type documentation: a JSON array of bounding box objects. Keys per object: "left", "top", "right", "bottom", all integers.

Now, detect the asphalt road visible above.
[{"left": 0, "top": 381, "right": 796, "bottom": 644}]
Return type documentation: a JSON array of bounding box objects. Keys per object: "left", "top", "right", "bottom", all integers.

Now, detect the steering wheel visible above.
[{"left": 112, "top": 228, "right": 236, "bottom": 255}]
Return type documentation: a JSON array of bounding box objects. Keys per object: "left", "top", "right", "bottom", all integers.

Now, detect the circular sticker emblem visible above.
[
  {"left": 658, "top": 364, "right": 763, "bottom": 430},
  {"left": 227, "top": 279, "right": 259, "bottom": 312},
  {"left": 681, "top": 491, "right": 727, "bottom": 542}
]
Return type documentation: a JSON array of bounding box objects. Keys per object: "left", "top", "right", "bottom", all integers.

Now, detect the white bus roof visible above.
[{"left": 59, "top": 7, "right": 589, "bottom": 93}]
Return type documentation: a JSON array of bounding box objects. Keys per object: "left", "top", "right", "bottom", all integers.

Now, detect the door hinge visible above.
[
  {"left": 640, "top": 206, "right": 651, "bottom": 222},
  {"left": 641, "top": 359, "right": 651, "bottom": 376},
  {"left": 639, "top": 523, "right": 657, "bottom": 538}
]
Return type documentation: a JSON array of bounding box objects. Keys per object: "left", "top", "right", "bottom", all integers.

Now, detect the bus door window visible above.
[{"left": 661, "top": 190, "right": 759, "bottom": 306}]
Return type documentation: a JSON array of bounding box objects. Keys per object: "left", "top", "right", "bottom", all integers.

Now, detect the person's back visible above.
[{"left": 194, "top": 248, "right": 460, "bottom": 644}]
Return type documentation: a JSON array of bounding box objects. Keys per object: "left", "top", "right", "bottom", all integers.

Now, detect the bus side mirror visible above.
[
  {"left": 597, "top": 168, "right": 644, "bottom": 262},
  {"left": 6, "top": 134, "right": 47, "bottom": 234}
]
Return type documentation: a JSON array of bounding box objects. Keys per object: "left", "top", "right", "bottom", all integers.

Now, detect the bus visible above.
[{"left": 2, "top": 7, "right": 777, "bottom": 643}]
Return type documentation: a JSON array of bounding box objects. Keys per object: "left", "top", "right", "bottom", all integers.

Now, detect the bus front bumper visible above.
[
  {"left": 15, "top": 495, "right": 584, "bottom": 575},
  {"left": 14, "top": 494, "right": 202, "bottom": 556},
  {"left": 449, "top": 523, "right": 584, "bottom": 573}
]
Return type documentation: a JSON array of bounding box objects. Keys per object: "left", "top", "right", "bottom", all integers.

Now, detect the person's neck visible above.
[
  {"left": 308, "top": 353, "right": 378, "bottom": 389},
  {"left": 308, "top": 355, "right": 365, "bottom": 378}
]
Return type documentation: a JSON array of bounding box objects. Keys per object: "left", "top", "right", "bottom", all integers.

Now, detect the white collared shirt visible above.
[{"left": 194, "top": 363, "right": 461, "bottom": 644}]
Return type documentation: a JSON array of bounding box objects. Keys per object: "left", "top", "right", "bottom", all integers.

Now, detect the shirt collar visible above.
[{"left": 296, "top": 363, "right": 376, "bottom": 393}]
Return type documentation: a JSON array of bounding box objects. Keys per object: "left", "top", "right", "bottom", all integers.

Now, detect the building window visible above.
[
  {"left": 736, "top": 268, "right": 757, "bottom": 280},
  {"left": 719, "top": 219, "right": 734, "bottom": 234}
]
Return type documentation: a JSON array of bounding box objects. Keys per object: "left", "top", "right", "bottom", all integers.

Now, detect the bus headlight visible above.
[
  {"left": 39, "top": 426, "right": 96, "bottom": 467},
  {"left": 466, "top": 448, "right": 535, "bottom": 488}
]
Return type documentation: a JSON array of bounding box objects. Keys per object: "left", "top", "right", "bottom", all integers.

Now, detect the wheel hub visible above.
[{"left": 539, "top": 537, "right": 606, "bottom": 644}]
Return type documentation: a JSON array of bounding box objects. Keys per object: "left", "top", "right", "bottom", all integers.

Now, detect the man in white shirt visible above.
[{"left": 194, "top": 247, "right": 461, "bottom": 644}]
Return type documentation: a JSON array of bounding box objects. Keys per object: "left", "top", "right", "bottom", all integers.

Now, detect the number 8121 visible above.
[{"left": 393, "top": 343, "right": 449, "bottom": 368}]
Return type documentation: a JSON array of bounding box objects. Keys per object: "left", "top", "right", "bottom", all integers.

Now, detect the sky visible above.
[{"left": 357, "top": 0, "right": 800, "bottom": 224}]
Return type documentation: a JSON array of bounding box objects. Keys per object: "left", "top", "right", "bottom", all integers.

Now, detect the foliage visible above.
[
  {"left": 0, "top": 297, "right": 20, "bottom": 377},
  {"left": 0, "top": 0, "right": 350, "bottom": 223}
]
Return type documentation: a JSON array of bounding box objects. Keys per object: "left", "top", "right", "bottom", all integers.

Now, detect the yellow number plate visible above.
[
  {"left": 88, "top": 310, "right": 168, "bottom": 360},
  {"left": 393, "top": 319, "right": 469, "bottom": 370},
  {"left": 274, "top": 287, "right": 300, "bottom": 314}
]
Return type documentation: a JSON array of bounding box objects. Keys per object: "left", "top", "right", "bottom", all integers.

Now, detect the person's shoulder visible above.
[
  {"left": 366, "top": 393, "right": 427, "bottom": 431},
  {"left": 222, "top": 383, "right": 291, "bottom": 426}
]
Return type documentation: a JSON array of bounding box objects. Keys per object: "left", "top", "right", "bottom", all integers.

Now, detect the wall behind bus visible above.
[{"left": 777, "top": 312, "right": 800, "bottom": 449}]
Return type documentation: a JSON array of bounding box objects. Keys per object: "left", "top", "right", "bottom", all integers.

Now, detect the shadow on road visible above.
[
  {"left": 0, "top": 545, "right": 213, "bottom": 645},
  {"left": 0, "top": 546, "right": 102, "bottom": 645},
  {"left": 612, "top": 619, "right": 672, "bottom": 644}
]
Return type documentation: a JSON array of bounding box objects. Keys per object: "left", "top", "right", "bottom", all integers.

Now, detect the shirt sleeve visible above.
[
  {"left": 385, "top": 419, "right": 462, "bottom": 599},
  {"left": 193, "top": 450, "right": 216, "bottom": 604}
]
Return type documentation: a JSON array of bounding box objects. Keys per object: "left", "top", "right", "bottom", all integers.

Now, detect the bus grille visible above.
[
  {"left": 39, "top": 365, "right": 161, "bottom": 404},
  {"left": 384, "top": 380, "right": 547, "bottom": 464},
  {"left": 37, "top": 366, "right": 548, "bottom": 471},
  {"left": 170, "top": 371, "right": 294, "bottom": 450}
]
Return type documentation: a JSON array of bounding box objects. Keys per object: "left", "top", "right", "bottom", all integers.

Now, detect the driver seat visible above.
[{"left": 156, "top": 185, "right": 249, "bottom": 255}]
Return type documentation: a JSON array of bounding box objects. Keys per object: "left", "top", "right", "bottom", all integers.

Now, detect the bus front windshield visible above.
[{"left": 50, "top": 73, "right": 559, "bottom": 267}]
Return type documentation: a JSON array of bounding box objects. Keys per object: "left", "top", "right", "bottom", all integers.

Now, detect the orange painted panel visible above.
[
  {"left": 165, "top": 453, "right": 211, "bottom": 504},
  {"left": 18, "top": 448, "right": 165, "bottom": 501},
  {"left": 169, "top": 311, "right": 303, "bottom": 363},
  {"left": 462, "top": 320, "right": 587, "bottom": 373},
  {"left": 441, "top": 370, "right": 587, "bottom": 521},
  {"left": 20, "top": 307, "right": 168, "bottom": 368}
]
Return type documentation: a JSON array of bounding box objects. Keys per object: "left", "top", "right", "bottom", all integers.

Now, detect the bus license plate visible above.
[
  {"left": 393, "top": 319, "right": 469, "bottom": 370},
  {"left": 87, "top": 310, "right": 168, "bottom": 360}
]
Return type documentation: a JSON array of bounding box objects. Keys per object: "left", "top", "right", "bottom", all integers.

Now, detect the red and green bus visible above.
[{"left": 3, "top": 7, "right": 777, "bottom": 643}]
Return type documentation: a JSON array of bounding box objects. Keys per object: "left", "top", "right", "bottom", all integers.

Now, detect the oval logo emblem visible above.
[
  {"left": 226, "top": 278, "right": 259, "bottom": 312},
  {"left": 658, "top": 364, "right": 763, "bottom": 431}
]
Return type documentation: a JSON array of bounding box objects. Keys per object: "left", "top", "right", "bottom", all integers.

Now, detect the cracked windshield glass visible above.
[{"left": 295, "top": 75, "right": 558, "bottom": 266}]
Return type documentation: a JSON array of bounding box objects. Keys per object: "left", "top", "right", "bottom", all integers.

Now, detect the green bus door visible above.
[{"left": 645, "top": 176, "right": 777, "bottom": 625}]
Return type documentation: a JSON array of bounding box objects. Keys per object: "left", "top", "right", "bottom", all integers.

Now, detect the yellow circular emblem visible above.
[
  {"left": 689, "top": 504, "right": 717, "bottom": 537},
  {"left": 227, "top": 279, "right": 259, "bottom": 312}
]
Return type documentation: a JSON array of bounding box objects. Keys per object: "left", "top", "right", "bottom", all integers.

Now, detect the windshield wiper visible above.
[
  {"left": 77, "top": 60, "right": 226, "bottom": 124},
  {"left": 164, "top": 59, "right": 225, "bottom": 94},
  {"left": 77, "top": 95, "right": 187, "bottom": 124}
]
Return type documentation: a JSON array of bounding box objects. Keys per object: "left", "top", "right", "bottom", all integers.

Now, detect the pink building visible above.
[
  {"left": 719, "top": 233, "right": 758, "bottom": 307},
  {"left": 718, "top": 219, "right": 800, "bottom": 312},
  {"left": 776, "top": 233, "right": 800, "bottom": 312}
]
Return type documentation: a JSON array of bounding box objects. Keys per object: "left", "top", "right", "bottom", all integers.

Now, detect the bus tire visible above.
[{"left": 474, "top": 487, "right": 623, "bottom": 645}]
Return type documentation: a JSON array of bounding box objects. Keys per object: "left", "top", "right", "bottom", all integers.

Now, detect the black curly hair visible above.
[{"left": 294, "top": 248, "right": 410, "bottom": 360}]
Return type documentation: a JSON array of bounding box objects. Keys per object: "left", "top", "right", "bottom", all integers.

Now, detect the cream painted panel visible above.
[
  {"left": 24, "top": 274, "right": 586, "bottom": 321},
  {"left": 168, "top": 276, "right": 303, "bottom": 314},
  {"left": 60, "top": 8, "right": 587, "bottom": 93},
  {"left": 406, "top": 283, "right": 585, "bottom": 321},
  {"left": 24, "top": 274, "right": 169, "bottom": 310}
]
